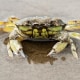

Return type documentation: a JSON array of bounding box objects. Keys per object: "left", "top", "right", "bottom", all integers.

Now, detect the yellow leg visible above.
[
  {"left": 65, "top": 20, "right": 80, "bottom": 31},
  {"left": 69, "top": 32, "right": 80, "bottom": 40},
  {"left": 0, "top": 16, "right": 19, "bottom": 32}
]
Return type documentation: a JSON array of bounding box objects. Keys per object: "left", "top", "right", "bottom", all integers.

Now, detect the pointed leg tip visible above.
[
  {"left": 72, "top": 53, "right": 78, "bottom": 59},
  {"left": 21, "top": 53, "right": 26, "bottom": 58},
  {"left": 47, "top": 53, "right": 51, "bottom": 57},
  {"left": 47, "top": 54, "right": 50, "bottom": 56},
  {"left": 19, "top": 50, "right": 28, "bottom": 58},
  {"left": 47, "top": 50, "right": 56, "bottom": 57},
  {"left": 22, "top": 55, "right": 26, "bottom": 58},
  {"left": 47, "top": 53, "right": 54, "bottom": 57}
]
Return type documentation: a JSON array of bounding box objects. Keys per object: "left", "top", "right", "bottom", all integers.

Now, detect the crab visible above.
[{"left": 0, "top": 16, "right": 80, "bottom": 59}]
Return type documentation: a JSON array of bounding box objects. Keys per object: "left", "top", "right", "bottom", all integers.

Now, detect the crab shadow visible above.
[{"left": 22, "top": 40, "right": 58, "bottom": 64}]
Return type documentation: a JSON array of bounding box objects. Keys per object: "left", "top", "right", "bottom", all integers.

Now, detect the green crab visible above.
[{"left": 1, "top": 16, "right": 80, "bottom": 59}]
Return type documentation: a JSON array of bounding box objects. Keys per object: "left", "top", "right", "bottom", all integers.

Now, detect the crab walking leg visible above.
[
  {"left": 69, "top": 32, "right": 80, "bottom": 59},
  {"left": 69, "top": 39, "right": 78, "bottom": 59},
  {"left": 69, "top": 32, "right": 80, "bottom": 40},
  {"left": 0, "top": 16, "right": 19, "bottom": 32},
  {"left": 65, "top": 20, "right": 80, "bottom": 31},
  {"left": 47, "top": 41, "right": 68, "bottom": 57}
]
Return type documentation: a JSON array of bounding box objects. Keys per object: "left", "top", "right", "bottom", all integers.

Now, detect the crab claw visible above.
[
  {"left": 47, "top": 41, "right": 68, "bottom": 57},
  {"left": 8, "top": 40, "right": 27, "bottom": 58},
  {"left": 47, "top": 50, "right": 56, "bottom": 57},
  {"left": 19, "top": 49, "right": 26, "bottom": 58}
]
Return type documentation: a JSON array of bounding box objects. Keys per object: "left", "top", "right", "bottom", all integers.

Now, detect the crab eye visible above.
[
  {"left": 27, "top": 21, "right": 32, "bottom": 25},
  {"left": 50, "top": 19, "right": 66, "bottom": 29},
  {"left": 57, "top": 19, "right": 66, "bottom": 26},
  {"left": 40, "top": 24, "right": 45, "bottom": 26},
  {"left": 50, "top": 20, "right": 60, "bottom": 26},
  {"left": 32, "top": 23, "right": 39, "bottom": 27},
  {"left": 50, "top": 21, "right": 55, "bottom": 26},
  {"left": 22, "top": 21, "right": 28, "bottom": 26},
  {"left": 19, "top": 20, "right": 31, "bottom": 26}
]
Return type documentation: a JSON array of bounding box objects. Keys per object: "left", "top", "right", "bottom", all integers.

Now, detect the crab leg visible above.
[
  {"left": 69, "top": 32, "right": 80, "bottom": 58},
  {"left": 69, "top": 32, "right": 80, "bottom": 40},
  {"left": 47, "top": 41, "right": 68, "bottom": 57},
  {"left": 69, "top": 39, "right": 78, "bottom": 59},
  {"left": 65, "top": 20, "right": 80, "bottom": 31},
  {"left": 0, "top": 16, "right": 19, "bottom": 32}
]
